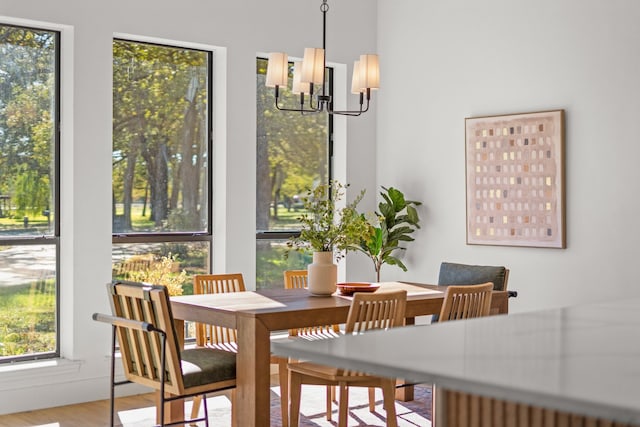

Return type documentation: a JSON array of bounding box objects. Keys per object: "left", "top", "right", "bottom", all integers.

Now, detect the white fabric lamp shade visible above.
[
  {"left": 358, "top": 54, "right": 380, "bottom": 90},
  {"left": 301, "top": 47, "right": 325, "bottom": 85},
  {"left": 266, "top": 52, "right": 289, "bottom": 88},
  {"left": 292, "top": 61, "right": 311, "bottom": 95},
  {"left": 350, "top": 60, "right": 362, "bottom": 94}
]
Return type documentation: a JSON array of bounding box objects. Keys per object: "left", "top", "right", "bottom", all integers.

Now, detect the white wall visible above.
[
  {"left": 0, "top": 0, "right": 377, "bottom": 413},
  {"left": 377, "top": 0, "right": 640, "bottom": 312}
]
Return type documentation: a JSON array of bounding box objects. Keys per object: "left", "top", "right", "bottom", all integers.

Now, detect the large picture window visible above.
[
  {"left": 255, "top": 57, "right": 332, "bottom": 289},
  {"left": 0, "top": 24, "right": 60, "bottom": 362},
  {"left": 112, "top": 39, "right": 212, "bottom": 298}
]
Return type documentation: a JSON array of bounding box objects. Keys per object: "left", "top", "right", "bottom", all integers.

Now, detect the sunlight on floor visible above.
[
  {"left": 271, "top": 385, "right": 431, "bottom": 427},
  {"left": 111, "top": 386, "right": 429, "bottom": 426},
  {"left": 116, "top": 394, "right": 233, "bottom": 427}
]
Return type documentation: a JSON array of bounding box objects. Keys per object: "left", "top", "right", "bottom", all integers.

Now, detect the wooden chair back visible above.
[
  {"left": 283, "top": 270, "right": 341, "bottom": 337},
  {"left": 438, "top": 282, "right": 493, "bottom": 322},
  {"left": 284, "top": 270, "right": 308, "bottom": 290},
  {"left": 345, "top": 290, "right": 407, "bottom": 334},
  {"left": 107, "top": 280, "right": 184, "bottom": 395},
  {"left": 112, "top": 255, "right": 157, "bottom": 278},
  {"left": 193, "top": 273, "right": 245, "bottom": 350}
]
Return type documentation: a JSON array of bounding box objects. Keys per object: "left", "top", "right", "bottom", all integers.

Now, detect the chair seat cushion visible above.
[{"left": 181, "top": 348, "right": 236, "bottom": 388}]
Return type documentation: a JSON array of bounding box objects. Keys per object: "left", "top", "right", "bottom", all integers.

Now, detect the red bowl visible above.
[{"left": 336, "top": 282, "right": 380, "bottom": 296}]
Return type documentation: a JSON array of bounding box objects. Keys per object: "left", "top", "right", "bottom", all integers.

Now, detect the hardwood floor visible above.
[
  {"left": 0, "top": 381, "right": 431, "bottom": 426},
  {"left": 0, "top": 393, "right": 159, "bottom": 427}
]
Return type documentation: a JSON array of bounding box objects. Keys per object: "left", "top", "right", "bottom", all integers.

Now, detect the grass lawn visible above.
[{"left": 0, "top": 281, "right": 56, "bottom": 357}]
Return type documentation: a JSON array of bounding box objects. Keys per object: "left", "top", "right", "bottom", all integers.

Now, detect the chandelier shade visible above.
[
  {"left": 265, "top": 52, "right": 289, "bottom": 88},
  {"left": 301, "top": 48, "right": 326, "bottom": 85},
  {"left": 350, "top": 60, "right": 362, "bottom": 94},
  {"left": 292, "top": 61, "right": 311, "bottom": 95},
  {"left": 265, "top": 0, "right": 379, "bottom": 116},
  {"left": 359, "top": 54, "right": 380, "bottom": 90}
]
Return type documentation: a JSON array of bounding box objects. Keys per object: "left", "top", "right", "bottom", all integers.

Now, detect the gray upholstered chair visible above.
[
  {"left": 434, "top": 262, "right": 515, "bottom": 321},
  {"left": 437, "top": 262, "right": 509, "bottom": 291}
]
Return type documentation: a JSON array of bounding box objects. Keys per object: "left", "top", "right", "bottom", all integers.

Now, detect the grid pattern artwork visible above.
[{"left": 465, "top": 110, "right": 565, "bottom": 248}]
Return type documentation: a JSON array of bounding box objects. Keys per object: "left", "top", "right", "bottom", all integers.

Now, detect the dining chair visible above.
[
  {"left": 92, "top": 280, "right": 236, "bottom": 427},
  {"left": 438, "top": 282, "right": 494, "bottom": 321},
  {"left": 281, "top": 270, "right": 341, "bottom": 423},
  {"left": 190, "top": 273, "right": 286, "bottom": 426},
  {"left": 288, "top": 289, "right": 408, "bottom": 427},
  {"left": 438, "top": 262, "right": 509, "bottom": 291},
  {"left": 193, "top": 273, "right": 245, "bottom": 350},
  {"left": 430, "top": 282, "right": 494, "bottom": 427},
  {"left": 434, "top": 262, "right": 513, "bottom": 320}
]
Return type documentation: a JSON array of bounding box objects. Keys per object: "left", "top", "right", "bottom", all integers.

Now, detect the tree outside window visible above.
[
  {"left": 255, "top": 58, "right": 331, "bottom": 289},
  {"left": 112, "top": 40, "right": 213, "bottom": 301},
  {"left": 0, "top": 24, "right": 60, "bottom": 362}
]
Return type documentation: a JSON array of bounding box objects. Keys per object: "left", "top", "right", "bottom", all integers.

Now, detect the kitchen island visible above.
[{"left": 272, "top": 297, "right": 640, "bottom": 426}]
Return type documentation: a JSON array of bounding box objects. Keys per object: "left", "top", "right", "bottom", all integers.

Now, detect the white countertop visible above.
[{"left": 271, "top": 297, "right": 640, "bottom": 424}]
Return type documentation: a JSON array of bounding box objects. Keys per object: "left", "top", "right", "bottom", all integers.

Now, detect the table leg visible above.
[
  {"left": 395, "top": 317, "right": 415, "bottom": 401},
  {"left": 236, "top": 316, "right": 271, "bottom": 427}
]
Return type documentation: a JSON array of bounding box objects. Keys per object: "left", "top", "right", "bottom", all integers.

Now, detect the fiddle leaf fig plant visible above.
[
  {"left": 359, "top": 186, "right": 422, "bottom": 282},
  {"left": 286, "top": 180, "right": 371, "bottom": 261}
]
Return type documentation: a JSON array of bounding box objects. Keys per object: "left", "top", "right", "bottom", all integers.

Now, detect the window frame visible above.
[
  {"left": 0, "top": 23, "right": 61, "bottom": 363},
  {"left": 255, "top": 57, "right": 334, "bottom": 242},
  {"left": 111, "top": 39, "right": 214, "bottom": 251},
  {"left": 255, "top": 57, "right": 334, "bottom": 286}
]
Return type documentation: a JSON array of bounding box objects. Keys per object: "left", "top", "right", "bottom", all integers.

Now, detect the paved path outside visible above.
[{"left": 0, "top": 245, "right": 56, "bottom": 287}]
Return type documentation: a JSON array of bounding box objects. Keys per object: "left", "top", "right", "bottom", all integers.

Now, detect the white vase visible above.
[{"left": 307, "top": 251, "right": 338, "bottom": 296}]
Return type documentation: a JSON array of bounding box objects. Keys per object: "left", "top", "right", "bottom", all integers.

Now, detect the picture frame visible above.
[{"left": 465, "top": 110, "right": 566, "bottom": 248}]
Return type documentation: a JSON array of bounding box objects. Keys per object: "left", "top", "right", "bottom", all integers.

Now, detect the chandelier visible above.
[{"left": 265, "top": 0, "right": 379, "bottom": 116}]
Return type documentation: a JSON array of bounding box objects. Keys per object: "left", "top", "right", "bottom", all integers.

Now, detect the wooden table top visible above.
[{"left": 170, "top": 282, "right": 448, "bottom": 328}]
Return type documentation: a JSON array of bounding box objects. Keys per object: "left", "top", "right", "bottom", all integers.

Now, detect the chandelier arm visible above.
[
  {"left": 274, "top": 93, "right": 323, "bottom": 113},
  {"left": 275, "top": 86, "right": 320, "bottom": 114},
  {"left": 326, "top": 92, "right": 370, "bottom": 116}
]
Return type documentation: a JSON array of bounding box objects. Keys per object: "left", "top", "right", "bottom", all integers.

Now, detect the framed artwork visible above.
[{"left": 465, "top": 110, "right": 565, "bottom": 248}]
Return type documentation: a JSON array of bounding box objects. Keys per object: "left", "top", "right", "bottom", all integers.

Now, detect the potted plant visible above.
[
  {"left": 286, "top": 180, "right": 371, "bottom": 295},
  {"left": 358, "top": 186, "right": 422, "bottom": 282}
]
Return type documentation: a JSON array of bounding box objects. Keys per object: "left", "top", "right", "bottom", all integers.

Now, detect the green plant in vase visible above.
[
  {"left": 286, "top": 180, "right": 371, "bottom": 257},
  {"left": 359, "top": 186, "right": 422, "bottom": 282},
  {"left": 286, "top": 180, "right": 371, "bottom": 295}
]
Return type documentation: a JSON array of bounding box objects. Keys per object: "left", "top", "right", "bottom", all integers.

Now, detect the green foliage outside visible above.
[
  {"left": 126, "top": 254, "right": 187, "bottom": 296},
  {"left": 256, "top": 57, "right": 329, "bottom": 231},
  {"left": 112, "top": 40, "right": 210, "bottom": 233},
  {"left": 0, "top": 26, "right": 56, "bottom": 230},
  {"left": 256, "top": 241, "right": 310, "bottom": 290},
  {"left": 0, "top": 25, "right": 58, "bottom": 359},
  {"left": 0, "top": 280, "right": 56, "bottom": 358}
]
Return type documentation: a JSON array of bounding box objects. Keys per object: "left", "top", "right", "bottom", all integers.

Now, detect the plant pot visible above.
[{"left": 307, "top": 251, "right": 337, "bottom": 296}]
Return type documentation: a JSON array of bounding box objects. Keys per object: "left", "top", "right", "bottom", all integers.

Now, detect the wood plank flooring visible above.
[
  {"left": 0, "top": 381, "right": 431, "bottom": 427},
  {"left": 0, "top": 393, "right": 158, "bottom": 427}
]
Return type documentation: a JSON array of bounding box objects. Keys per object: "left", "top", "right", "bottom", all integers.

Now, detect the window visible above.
[
  {"left": 0, "top": 24, "right": 60, "bottom": 362},
  {"left": 112, "top": 39, "right": 212, "bottom": 299},
  {"left": 255, "top": 58, "right": 332, "bottom": 289}
]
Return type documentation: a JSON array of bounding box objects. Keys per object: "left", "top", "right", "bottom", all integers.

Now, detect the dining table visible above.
[{"left": 168, "top": 281, "right": 510, "bottom": 427}]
